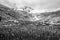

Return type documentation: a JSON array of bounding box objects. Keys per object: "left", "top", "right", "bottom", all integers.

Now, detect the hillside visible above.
[{"left": 0, "top": 4, "right": 60, "bottom": 40}]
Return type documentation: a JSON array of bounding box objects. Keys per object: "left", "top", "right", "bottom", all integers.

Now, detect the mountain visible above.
[{"left": 1, "top": 3, "right": 60, "bottom": 40}]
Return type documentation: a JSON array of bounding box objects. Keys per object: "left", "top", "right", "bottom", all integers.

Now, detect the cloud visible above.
[{"left": 0, "top": 0, "right": 60, "bottom": 13}]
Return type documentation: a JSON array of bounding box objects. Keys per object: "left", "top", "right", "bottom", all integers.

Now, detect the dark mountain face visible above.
[{"left": 0, "top": 16, "right": 1, "bottom": 21}]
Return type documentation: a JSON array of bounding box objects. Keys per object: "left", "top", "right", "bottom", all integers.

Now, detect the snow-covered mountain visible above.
[{"left": 1, "top": 0, "right": 60, "bottom": 14}]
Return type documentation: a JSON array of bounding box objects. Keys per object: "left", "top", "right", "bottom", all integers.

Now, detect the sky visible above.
[{"left": 0, "top": 0, "right": 60, "bottom": 13}]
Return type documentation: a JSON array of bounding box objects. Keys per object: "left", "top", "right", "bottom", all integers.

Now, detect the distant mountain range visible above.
[{"left": 0, "top": 3, "right": 60, "bottom": 24}]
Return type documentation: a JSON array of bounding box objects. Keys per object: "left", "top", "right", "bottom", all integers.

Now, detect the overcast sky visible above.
[{"left": 0, "top": 0, "right": 60, "bottom": 13}]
